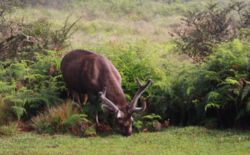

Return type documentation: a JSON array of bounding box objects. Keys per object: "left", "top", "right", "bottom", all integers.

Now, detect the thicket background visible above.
[{"left": 1, "top": 0, "right": 250, "bottom": 136}]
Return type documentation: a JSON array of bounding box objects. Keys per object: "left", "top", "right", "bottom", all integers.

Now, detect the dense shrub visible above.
[
  {"left": 1, "top": 0, "right": 250, "bottom": 135},
  {"left": 93, "top": 40, "right": 184, "bottom": 103},
  {"left": 167, "top": 40, "right": 250, "bottom": 127},
  {"left": 0, "top": 0, "right": 80, "bottom": 126},
  {"left": 31, "top": 101, "right": 90, "bottom": 135},
  {"left": 171, "top": 2, "right": 250, "bottom": 62},
  {"left": 0, "top": 0, "right": 80, "bottom": 62},
  {"left": 82, "top": 40, "right": 194, "bottom": 125},
  {"left": 0, "top": 51, "right": 65, "bottom": 125}
]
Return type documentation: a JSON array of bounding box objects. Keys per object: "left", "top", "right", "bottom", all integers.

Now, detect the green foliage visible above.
[
  {"left": 83, "top": 125, "right": 97, "bottom": 137},
  {"left": 2, "top": 0, "right": 250, "bottom": 133},
  {"left": 83, "top": 101, "right": 103, "bottom": 122},
  {"left": 168, "top": 39, "right": 250, "bottom": 127},
  {"left": 1, "top": 8, "right": 79, "bottom": 61},
  {"left": 11, "top": 106, "right": 27, "bottom": 121},
  {"left": 132, "top": 120, "right": 143, "bottom": 132},
  {"left": 171, "top": 1, "right": 250, "bottom": 62},
  {"left": 133, "top": 113, "right": 162, "bottom": 132},
  {"left": 142, "top": 114, "right": 162, "bottom": 132},
  {"left": 0, "top": 52, "right": 64, "bottom": 123},
  {"left": 204, "top": 91, "right": 221, "bottom": 111},
  {"left": 95, "top": 40, "right": 180, "bottom": 104},
  {"left": 89, "top": 40, "right": 189, "bottom": 123},
  {"left": 0, "top": 3, "right": 75, "bottom": 129},
  {"left": 142, "top": 113, "right": 162, "bottom": 120},
  {"left": 201, "top": 118, "right": 218, "bottom": 127},
  {"left": 31, "top": 102, "right": 91, "bottom": 135},
  {"left": 26, "top": 15, "right": 80, "bottom": 52}
]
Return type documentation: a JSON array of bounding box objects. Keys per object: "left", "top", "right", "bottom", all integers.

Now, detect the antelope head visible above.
[{"left": 99, "top": 78, "right": 152, "bottom": 136}]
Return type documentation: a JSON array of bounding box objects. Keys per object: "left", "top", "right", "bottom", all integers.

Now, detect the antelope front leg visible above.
[
  {"left": 79, "top": 93, "right": 88, "bottom": 107},
  {"left": 82, "top": 94, "right": 88, "bottom": 106}
]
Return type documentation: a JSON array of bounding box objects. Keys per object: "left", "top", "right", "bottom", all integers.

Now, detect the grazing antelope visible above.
[{"left": 61, "top": 49, "right": 151, "bottom": 136}]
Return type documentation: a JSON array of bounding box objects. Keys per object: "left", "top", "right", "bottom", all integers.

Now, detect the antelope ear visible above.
[
  {"left": 116, "top": 110, "right": 124, "bottom": 119},
  {"left": 102, "top": 105, "right": 114, "bottom": 113}
]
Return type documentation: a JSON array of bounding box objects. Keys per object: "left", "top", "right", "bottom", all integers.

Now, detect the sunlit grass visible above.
[
  {"left": 9, "top": 0, "right": 250, "bottom": 50},
  {"left": 1, "top": 126, "right": 250, "bottom": 155},
  {"left": 11, "top": 5, "right": 177, "bottom": 50}
]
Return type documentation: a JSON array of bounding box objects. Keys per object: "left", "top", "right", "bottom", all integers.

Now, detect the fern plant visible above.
[
  {"left": 0, "top": 50, "right": 64, "bottom": 123},
  {"left": 166, "top": 39, "right": 250, "bottom": 127},
  {"left": 31, "top": 101, "right": 91, "bottom": 135},
  {"left": 142, "top": 114, "right": 162, "bottom": 132}
]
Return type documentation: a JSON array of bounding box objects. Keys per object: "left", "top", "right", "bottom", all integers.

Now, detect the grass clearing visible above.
[
  {"left": 11, "top": 6, "right": 175, "bottom": 50},
  {"left": 1, "top": 126, "right": 250, "bottom": 155}
]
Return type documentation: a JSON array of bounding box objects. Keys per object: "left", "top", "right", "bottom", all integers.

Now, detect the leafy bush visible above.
[
  {"left": 133, "top": 113, "right": 162, "bottom": 132},
  {"left": 2, "top": 0, "right": 250, "bottom": 134},
  {"left": 0, "top": 51, "right": 66, "bottom": 125},
  {"left": 0, "top": 1, "right": 81, "bottom": 131},
  {"left": 97, "top": 40, "right": 175, "bottom": 97},
  {"left": 142, "top": 114, "right": 162, "bottom": 132},
  {"left": 0, "top": 3, "right": 79, "bottom": 62},
  {"left": 167, "top": 39, "right": 250, "bottom": 127},
  {"left": 90, "top": 40, "right": 189, "bottom": 122},
  {"left": 234, "top": 1, "right": 250, "bottom": 42},
  {"left": 83, "top": 125, "right": 97, "bottom": 137},
  {"left": 171, "top": 2, "right": 250, "bottom": 62},
  {"left": 132, "top": 120, "right": 143, "bottom": 132}
]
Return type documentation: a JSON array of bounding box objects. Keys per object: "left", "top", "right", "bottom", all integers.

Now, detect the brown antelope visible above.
[{"left": 60, "top": 49, "right": 151, "bottom": 136}]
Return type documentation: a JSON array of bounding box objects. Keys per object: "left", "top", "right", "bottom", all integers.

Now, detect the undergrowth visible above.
[
  {"left": 1, "top": 0, "right": 250, "bottom": 136},
  {"left": 31, "top": 101, "right": 90, "bottom": 135}
]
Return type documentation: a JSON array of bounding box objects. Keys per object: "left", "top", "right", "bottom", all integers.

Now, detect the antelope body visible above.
[{"left": 60, "top": 49, "right": 151, "bottom": 136}]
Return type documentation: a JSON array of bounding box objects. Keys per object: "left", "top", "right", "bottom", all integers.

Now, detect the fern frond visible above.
[
  {"left": 201, "top": 118, "right": 218, "bottom": 127},
  {"left": 205, "top": 102, "right": 220, "bottom": 111},
  {"left": 207, "top": 91, "right": 220, "bottom": 101},
  {"left": 246, "top": 99, "right": 250, "bottom": 112},
  {"left": 38, "top": 82, "right": 61, "bottom": 106},
  {"left": 11, "top": 106, "right": 27, "bottom": 121},
  {"left": 187, "top": 86, "right": 195, "bottom": 95},
  {"left": 142, "top": 114, "right": 162, "bottom": 120},
  {"left": 218, "top": 77, "right": 240, "bottom": 86},
  {"left": 235, "top": 109, "right": 245, "bottom": 122},
  {"left": 0, "top": 81, "right": 13, "bottom": 93},
  {"left": 241, "top": 85, "right": 250, "bottom": 100},
  {"left": 9, "top": 62, "right": 28, "bottom": 79},
  {"left": 62, "top": 114, "right": 90, "bottom": 126},
  {"left": 3, "top": 95, "right": 23, "bottom": 105}
]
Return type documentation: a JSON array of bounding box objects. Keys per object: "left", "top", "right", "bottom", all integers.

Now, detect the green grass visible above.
[
  {"left": 1, "top": 126, "right": 250, "bottom": 155},
  {"left": 11, "top": 0, "right": 250, "bottom": 50},
  {"left": 12, "top": 7, "right": 173, "bottom": 48}
]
